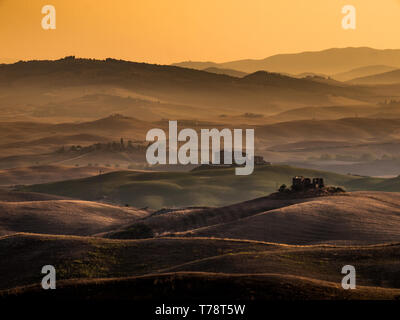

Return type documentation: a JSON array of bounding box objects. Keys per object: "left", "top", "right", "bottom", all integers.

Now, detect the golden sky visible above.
[{"left": 0, "top": 0, "right": 399, "bottom": 64}]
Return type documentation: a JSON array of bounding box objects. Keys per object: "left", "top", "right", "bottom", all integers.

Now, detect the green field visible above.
[{"left": 19, "top": 164, "right": 399, "bottom": 209}]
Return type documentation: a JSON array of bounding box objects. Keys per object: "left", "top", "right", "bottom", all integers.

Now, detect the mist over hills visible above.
[
  {"left": 203, "top": 67, "right": 248, "bottom": 78},
  {"left": 2, "top": 113, "right": 400, "bottom": 175},
  {"left": 333, "top": 65, "right": 398, "bottom": 82},
  {"left": 349, "top": 69, "right": 400, "bottom": 85},
  {"left": 0, "top": 56, "right": 388, "bottom": 124},
  {"left": 3, "top": 24, "right": 400, "bottom": 302},
  {"left": 174, "top": 47, "right": 400, "bottom": 75}
]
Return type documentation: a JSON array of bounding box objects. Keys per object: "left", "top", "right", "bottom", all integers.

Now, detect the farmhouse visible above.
[{"left": 292, "top": 176, "right": 325, "bottom": 191}]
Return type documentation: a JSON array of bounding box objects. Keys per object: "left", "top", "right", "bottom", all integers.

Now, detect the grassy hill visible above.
[
  {"left": 19, "top": 164, "right": 385, "bottom": 208},
  {"left": 0, "top": 200, "right": 148, "bottom": 237},
  {"left": 0, "top": 234, "right": 275, "bottom": 290},
  {"left": 99, "top": 191, "right": 400, "bottom": 245},
  {"left": 4, "top": 272, "right": 400, "bottom": 301},
  {"left": 180, "top": 192, "right": 400, "bottom": 245},
  {"left": 0, "top": 165, "right": 117, "bottom": 186},
  {"left": 2, "top": 234, "right": 400, "bottom": 300}
]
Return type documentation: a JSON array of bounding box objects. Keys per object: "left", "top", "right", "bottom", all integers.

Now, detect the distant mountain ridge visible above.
[
  {"left": 173, "top": 47, "right": 400, "bottom": 75},
  {"left": 349, "top": 69, "right": 400, "bottom": 85},
  {"left": 333, "top": 65, "right": 398, "bottom": 82}
]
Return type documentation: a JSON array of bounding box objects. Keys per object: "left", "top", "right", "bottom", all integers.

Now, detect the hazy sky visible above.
[{"left": 1, "top": 0, "right": 399, "bottom": 64}]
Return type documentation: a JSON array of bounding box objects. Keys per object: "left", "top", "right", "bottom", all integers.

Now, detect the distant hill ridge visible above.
[
  {"left": 173, "top": 47, "right": 400, "bottom": 75},
  {"left": 333, "top": 65, "right": 398, "bottom": 81},
  {"left": 203, "top": 67, "right": 248, "bottom": 78},
  {"left": 349, "top": 69, "right": 400, "bottom": 85},
  {"left": 0, "top": 56, "right": 372, "bottom": 114}
]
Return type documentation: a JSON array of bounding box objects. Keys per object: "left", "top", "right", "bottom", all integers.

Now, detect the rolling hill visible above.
[
  {"left": 256, "top": 118, "right": 400, "bottom": 145},
  {"left": 4, "top": 115, "right": 400, "bottom": 174},
  {"left": 4, "top": 115, "right": 400, "bottom": 176},
  {"left": 2, "top": 234, "right": 400, "bottom": 300},
  {"left": 0, "top": 234, "right": 276, "bottom": 290},
  {"left": 8, "top": 182, "right": 400, "bottom": 246},
  {"left": 0, "top": 165, "right": 117, "bottom": 186},
  {"left": 0, "top": 189, "right": 68, "bottom": 202},
  {"left": 6, "top": 114, "right": 400, "bottom": 151},
  {"left": 29, "top": 93, "right": 198, "bottom": 122},
  {"left": 3, "top": 50, "right": 400, "bottom": 302},
  {"left": 179, "top": 192, "right": 400, "bottom": 245},
  {"left": 268, "top": 105, "right": 376, "bottom": 122},
  {"left": 0, "top": 199, "right": 148, "bottom": 236},
  {"left": 0, "top": 57, "right": 381, "bottom": 124},
  {"left": 4, "top": 272, "right": 400, "bottom": 301},
  {"left": 18, "top": 164, "right": 386, "bottom": 209},
  {"left": 102, "top": 195, "right": 314, "bottom": 238},
  {"left": 0, "top": 114, "right": 152, "bottom": 144},
  {"left": 9, "top": 182, "right": 400, "bottom": 245}
]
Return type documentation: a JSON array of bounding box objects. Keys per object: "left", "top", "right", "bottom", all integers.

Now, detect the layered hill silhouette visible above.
[
  {"left": 349, "top": 69, "right": 400, "bottom": 85},
  {"left": 6, "top": 113, "right": 400, "bottom": 150},
  {"left": 174, "top": 47, "right": 400, "bottom": 74},
  {"left": 0, "top": 114, "right": 151, "bottom": 142},
  {"left": 268, "top": 105, "right": 375, "bottom": 122},
  {"left": 0, "top": 114, "right": 151, "bottom": 159},
  {"left": 333, "top": 65, "right": 398, "bottom": 82},
  {"left": 203, "top": 67, "right": 248, "bottom": 78},
  {"left": 0, "top": 56, "right": 386, "bottom": 124},
  {"left": 256, "top": 118, "right": 400, "bottom": 145},
  {"left": 3, "top": 48, "right": 400, "bottom": 301},
  {"left": 3, "top": 114, "right": 400, "bottom": 174}
]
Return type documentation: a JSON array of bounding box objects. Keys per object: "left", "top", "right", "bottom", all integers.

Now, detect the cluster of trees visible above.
[
  {"left": 56, "top": 138, "right": 148, "bottom": 154},
  {"left": 278, "top": 184, "right": 345, "bottom": 194}
]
